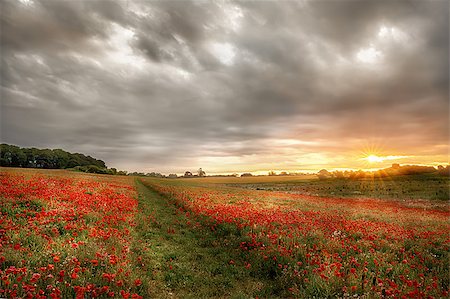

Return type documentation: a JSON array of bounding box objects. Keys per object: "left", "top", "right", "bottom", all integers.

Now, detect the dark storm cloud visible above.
[{"left": 1, "top": 0, "right": 448, "bottom": 172}]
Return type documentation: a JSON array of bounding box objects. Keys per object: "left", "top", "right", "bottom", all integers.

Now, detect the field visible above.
[
  {"left": 182, "top": 174, "right": 449, "bottom": 201},
  {"left": 1, "top": 168, "right": 449, "bottom": 298}
]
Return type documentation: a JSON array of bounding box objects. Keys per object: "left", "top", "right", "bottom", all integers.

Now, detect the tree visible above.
[
  {"left": 108, "top": 168, "right": 117, "bottom": 175},
  {"left": 197, "top": 168, "right": 205, "bottom": 177},
  {"left": 147, "top": 172, "right": 163, "bottom": 177},
  {"left": 437, "top": 165, "right": 449, "bottom": 176},
  {"left": 0, "top": 143, "right": 107, "bottom": 170},
  {"left": 0, "top": 144, "right": 26, "bottom": 167},
  {"left": 333, "top": 170, "right": 344, "bottom": 179},
  {"left": 317, "top": 169, "right": 331, "bottom": 180}
]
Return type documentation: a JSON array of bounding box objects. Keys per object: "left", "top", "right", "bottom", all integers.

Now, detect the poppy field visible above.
[
  {"left": 1, "top": 168, "right": 449, "bottom": 298},
  {"left": 0, "top": 169, "right": 144, "bottom": 298},
  {"left": 141, "top": 178, "right": 450, "bottom": 298}
]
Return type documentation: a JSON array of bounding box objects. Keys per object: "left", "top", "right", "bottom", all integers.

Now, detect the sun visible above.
[
  {"left": 366, "top": 155, "right": 384, "bottom": 163},
  {"left": 357, "top": 141, "right": 386, "bottom": 164}
]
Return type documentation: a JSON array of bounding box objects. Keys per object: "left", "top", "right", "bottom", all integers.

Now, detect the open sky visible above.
[{"left": 1, "top": 0, "right": 449, "bottom": 174}]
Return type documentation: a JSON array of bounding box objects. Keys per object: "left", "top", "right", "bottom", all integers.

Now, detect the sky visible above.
[{"left": 1, "top": 0, "right": 449, "bottom": 174}]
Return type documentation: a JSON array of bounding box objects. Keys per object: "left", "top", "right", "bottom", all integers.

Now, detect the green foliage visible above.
[
  {"left": 0, "top": 143, "right": 106, "bottom": 169},
  {"left": 72, "top": 165, "right": 108, "bottom": 174}
]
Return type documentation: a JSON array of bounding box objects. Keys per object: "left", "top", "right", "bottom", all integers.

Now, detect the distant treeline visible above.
[
  {"left": 0, "top": 143, "right": 106, "bottom": 170},
  {"left": 317, "top": 163, "right": 450, "bottom": 179}
]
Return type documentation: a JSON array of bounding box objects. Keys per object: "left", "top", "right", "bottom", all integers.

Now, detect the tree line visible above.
[
  {"left": 317, "top": 163, "right": 449, "bottom": 179},
  {"left": 0, "top": 143, "right": 106, "bottom": 170}
]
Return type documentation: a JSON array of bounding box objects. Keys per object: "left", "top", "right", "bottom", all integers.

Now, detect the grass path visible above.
[{"left": 131, "top": 180, "right": 273, "bottom": 298}]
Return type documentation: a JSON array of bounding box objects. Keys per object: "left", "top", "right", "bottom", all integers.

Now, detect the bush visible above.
[{"left": 73, "top": 165, "right": 108, "bottom": 174}]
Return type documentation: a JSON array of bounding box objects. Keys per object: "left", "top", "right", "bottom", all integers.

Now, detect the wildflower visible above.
[
  {"left": 120, "top": 290, "right": 130, "bottom": 299},
  {"left": 30, "top": 273, "right": 41, "bottom": 283}
]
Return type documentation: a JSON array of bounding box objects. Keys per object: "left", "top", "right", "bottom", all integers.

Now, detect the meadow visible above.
[
  {"left": 219, "top": 174, "right": 450, "bottom": 206},
  {"left": 1, "top": 168, "right": 449, "bottom": 298},
  {"left": 186, "top": 174, "right": 449, "bottom": 201}
]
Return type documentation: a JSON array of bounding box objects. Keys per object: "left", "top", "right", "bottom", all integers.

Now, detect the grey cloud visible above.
[
  {"left": 135, "top": 33, "right": 163, "bottom": 62},
  {"left": 1, "top": 0, "right": 448, "bottom": 172},
  {"left": 1, "top": 0, "right": 106, "bottom": 53},
  {"left": 87, "top": 0, "right": 126, "bottom": 25}
]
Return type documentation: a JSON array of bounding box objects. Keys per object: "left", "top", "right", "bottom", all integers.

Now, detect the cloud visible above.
[{"left": 1, "top": 0, "right": 448, "bottom": 173}]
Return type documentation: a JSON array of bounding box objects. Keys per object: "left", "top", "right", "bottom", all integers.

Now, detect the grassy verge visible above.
[{"left": 131, "top": 180, "right": 277, "bottom": 298}]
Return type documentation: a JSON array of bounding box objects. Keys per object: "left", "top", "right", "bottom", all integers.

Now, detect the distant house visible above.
[
  {"left": 168, "top": 173, "right": 177, "bottom": 178},
  {"left": 392, "top": 163, "right": 400, "bottom": 169},
  {"left": 184, "top": 171, "right": 193, "bottom": 177}
]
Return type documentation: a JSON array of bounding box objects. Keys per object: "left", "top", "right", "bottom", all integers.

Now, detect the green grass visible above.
[{"left": 132, "top": 180, "right": 279, "bottom": 298}]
